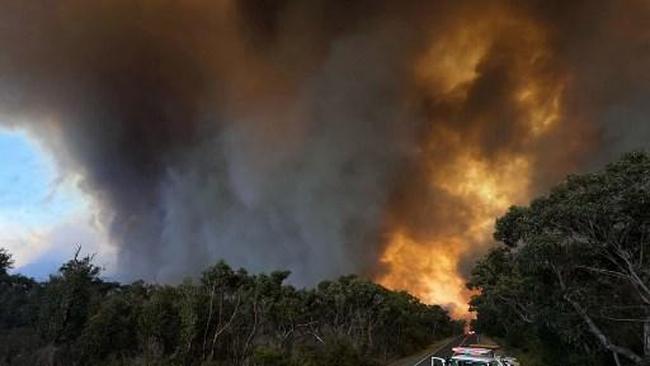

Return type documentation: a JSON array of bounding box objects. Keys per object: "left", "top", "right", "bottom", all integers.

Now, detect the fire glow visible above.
[
  {"left": 377, "top": 4, "right": 566, "bottom": 318},
  {"left": 0, "top": 0, "right": 640, "bottom": 318}
]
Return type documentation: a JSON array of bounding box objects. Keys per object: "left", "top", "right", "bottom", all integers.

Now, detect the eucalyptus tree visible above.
[{"left": 471, "top": 152, "right": 650, "bottom": 365}]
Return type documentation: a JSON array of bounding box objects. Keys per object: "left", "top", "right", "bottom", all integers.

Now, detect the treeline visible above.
[
  {"left": 468, "top": 152, "right": 650, "bottom": 366},
  {"left": 0, "top": 249, "right": 462, "bottom": 366}
]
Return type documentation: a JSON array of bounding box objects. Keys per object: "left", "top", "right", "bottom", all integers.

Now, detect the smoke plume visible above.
[{"left": 0, "top": 0, "right": 648, "bottom": 315}]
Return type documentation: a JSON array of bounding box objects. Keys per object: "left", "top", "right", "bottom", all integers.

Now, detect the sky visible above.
[{"left": 0, "top": 127, "right": 113, "bottom": 279}]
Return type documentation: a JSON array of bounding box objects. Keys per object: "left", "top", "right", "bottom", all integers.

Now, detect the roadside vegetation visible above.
[
  {"left": 469, "top": 152, "right": 650, "bottom": 365},
  {"left": 7, "top": 151, "right": 650, "bottom": 366},
  {"left": 0, "top": 248, "right": 462, "bottom": 365}
]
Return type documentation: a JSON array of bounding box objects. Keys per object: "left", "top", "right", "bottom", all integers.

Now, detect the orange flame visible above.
[
  {"left": 378, "top": 155, "right": 532, "bottom": 319},
  {"left": 377, "top": 4, "right": 565, "bottom": 319}
]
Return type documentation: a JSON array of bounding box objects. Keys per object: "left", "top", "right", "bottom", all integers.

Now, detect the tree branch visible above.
[{"left": 552, "top": 265, "right": 644, "bottom": 364}]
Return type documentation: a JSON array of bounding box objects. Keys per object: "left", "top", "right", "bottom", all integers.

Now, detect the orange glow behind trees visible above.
[{"left": 377, "top": 4, "right": 567, "bottom": 318}]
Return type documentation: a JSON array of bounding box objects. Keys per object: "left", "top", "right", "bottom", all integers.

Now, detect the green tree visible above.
[
  {"left": 0, "top": 247, "right": 459, "bottom": 365},
  {"left": 80, "top": 292, "right": 139, "bottom": 363},
  {"left": 138, "top": 284, "right": 181, "bottom": 361},
  {"left": 38, "top": 248, "right": 106, "bottom": 346},
  {"left": 471, "top": 152, "right": 650, "bottom": 365},
  {"left": 0, "top": 248, "right": 14, "bottom": 276},
  {"left": 0, "top": 248, "right": 40, "bottom": 365}
]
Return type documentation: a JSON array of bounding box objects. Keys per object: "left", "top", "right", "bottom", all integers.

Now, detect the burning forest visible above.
[{"left": 0, "top": 0, "right": 649, "bottom": 322}]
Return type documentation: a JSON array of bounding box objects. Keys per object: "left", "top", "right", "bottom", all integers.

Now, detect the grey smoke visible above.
[{"left": 0, "top": 0, "right": 648, "bottom": 287}]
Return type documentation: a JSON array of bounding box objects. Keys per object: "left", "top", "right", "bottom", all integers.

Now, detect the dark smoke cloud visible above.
[
  {"left": 0, "top": 0, "right": 431, "bottom": 283},
  {"left": 0, "top": 0, "right": 648, "bottom": 289}
]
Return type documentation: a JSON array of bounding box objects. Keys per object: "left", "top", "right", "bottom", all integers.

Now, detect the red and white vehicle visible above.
[{"left": 431, "top": 345, "right": 520, "bottom": 366}]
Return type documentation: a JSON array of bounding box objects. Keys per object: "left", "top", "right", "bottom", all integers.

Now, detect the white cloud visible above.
[
  {"left": 0, "top": 128, "right": 115, "bottom": 278},
  {"left": 7, "top": 211, "right": 115, "bottom": 278}
]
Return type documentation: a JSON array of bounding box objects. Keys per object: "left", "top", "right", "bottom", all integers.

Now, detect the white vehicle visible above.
[{"left": 431, "top": 346, "right": 520, "bottom": 366}]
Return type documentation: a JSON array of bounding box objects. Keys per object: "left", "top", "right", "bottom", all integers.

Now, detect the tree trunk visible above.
[
  {"left": 202, "top": 283, "right": 217, "bottom": 360},
  {"left": 563, "top": 294, "right": 643, "bottom": 364},
  {"left": 643, "top": 318, "right": 650, "bottom": 359},
  {"left": 613, "top": 351, "right": 621, "bottom": 366},
  {"left": 553, "top": 266, "right": 644, "bottom": 364},
  {"left": 243, "top": 300, "right": 258, "bottom": 359},
  {"left": 209, "top": 293, "right": 241, "bottom": 360}
]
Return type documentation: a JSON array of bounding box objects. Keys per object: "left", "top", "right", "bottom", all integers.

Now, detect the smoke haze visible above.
[{"left": 0, "top": 0, "right": 648, "bottom": 314}]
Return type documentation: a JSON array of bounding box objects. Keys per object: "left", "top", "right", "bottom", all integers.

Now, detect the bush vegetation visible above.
[
  {"left": 0, "top": 248, "right": 462, "bottom": 365},
  {"left": 469, "top": 152, "right": 650, "bottom": 365}
]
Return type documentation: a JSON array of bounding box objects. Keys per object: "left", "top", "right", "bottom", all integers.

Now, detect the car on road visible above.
[{"left": 431, "top": 346, "right": 520, "bottom": 366}]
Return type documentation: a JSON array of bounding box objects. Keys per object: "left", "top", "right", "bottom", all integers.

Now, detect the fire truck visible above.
[{"left": 431, "top": 344, "right": 520, "bottom": 366}]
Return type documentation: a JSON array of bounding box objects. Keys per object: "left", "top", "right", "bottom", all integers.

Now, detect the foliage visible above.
[
  {"left": 0, "top": 248, "right": 14, "bottom": 276},
  {"left": 0, "top": 250, "right": 459, "bottom": 365},
  {"left": 469, "top": 152, "right": 650, "bottom": 365}
]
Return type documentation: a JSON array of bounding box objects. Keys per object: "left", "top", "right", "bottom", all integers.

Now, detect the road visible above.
[{"left": 412, "top": 333, "right": 480, "bottom": 366}]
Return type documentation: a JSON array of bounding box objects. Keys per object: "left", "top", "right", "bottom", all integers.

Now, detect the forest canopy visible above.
[
  {"left": 5, "top": 155, "right": 650, "bottom": 366},
  {"left": 0, "top": 247, "right": 462, "bottom": 366},
  {"left": 469, "top": 152, "right": 650, "bottom": 366}
]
